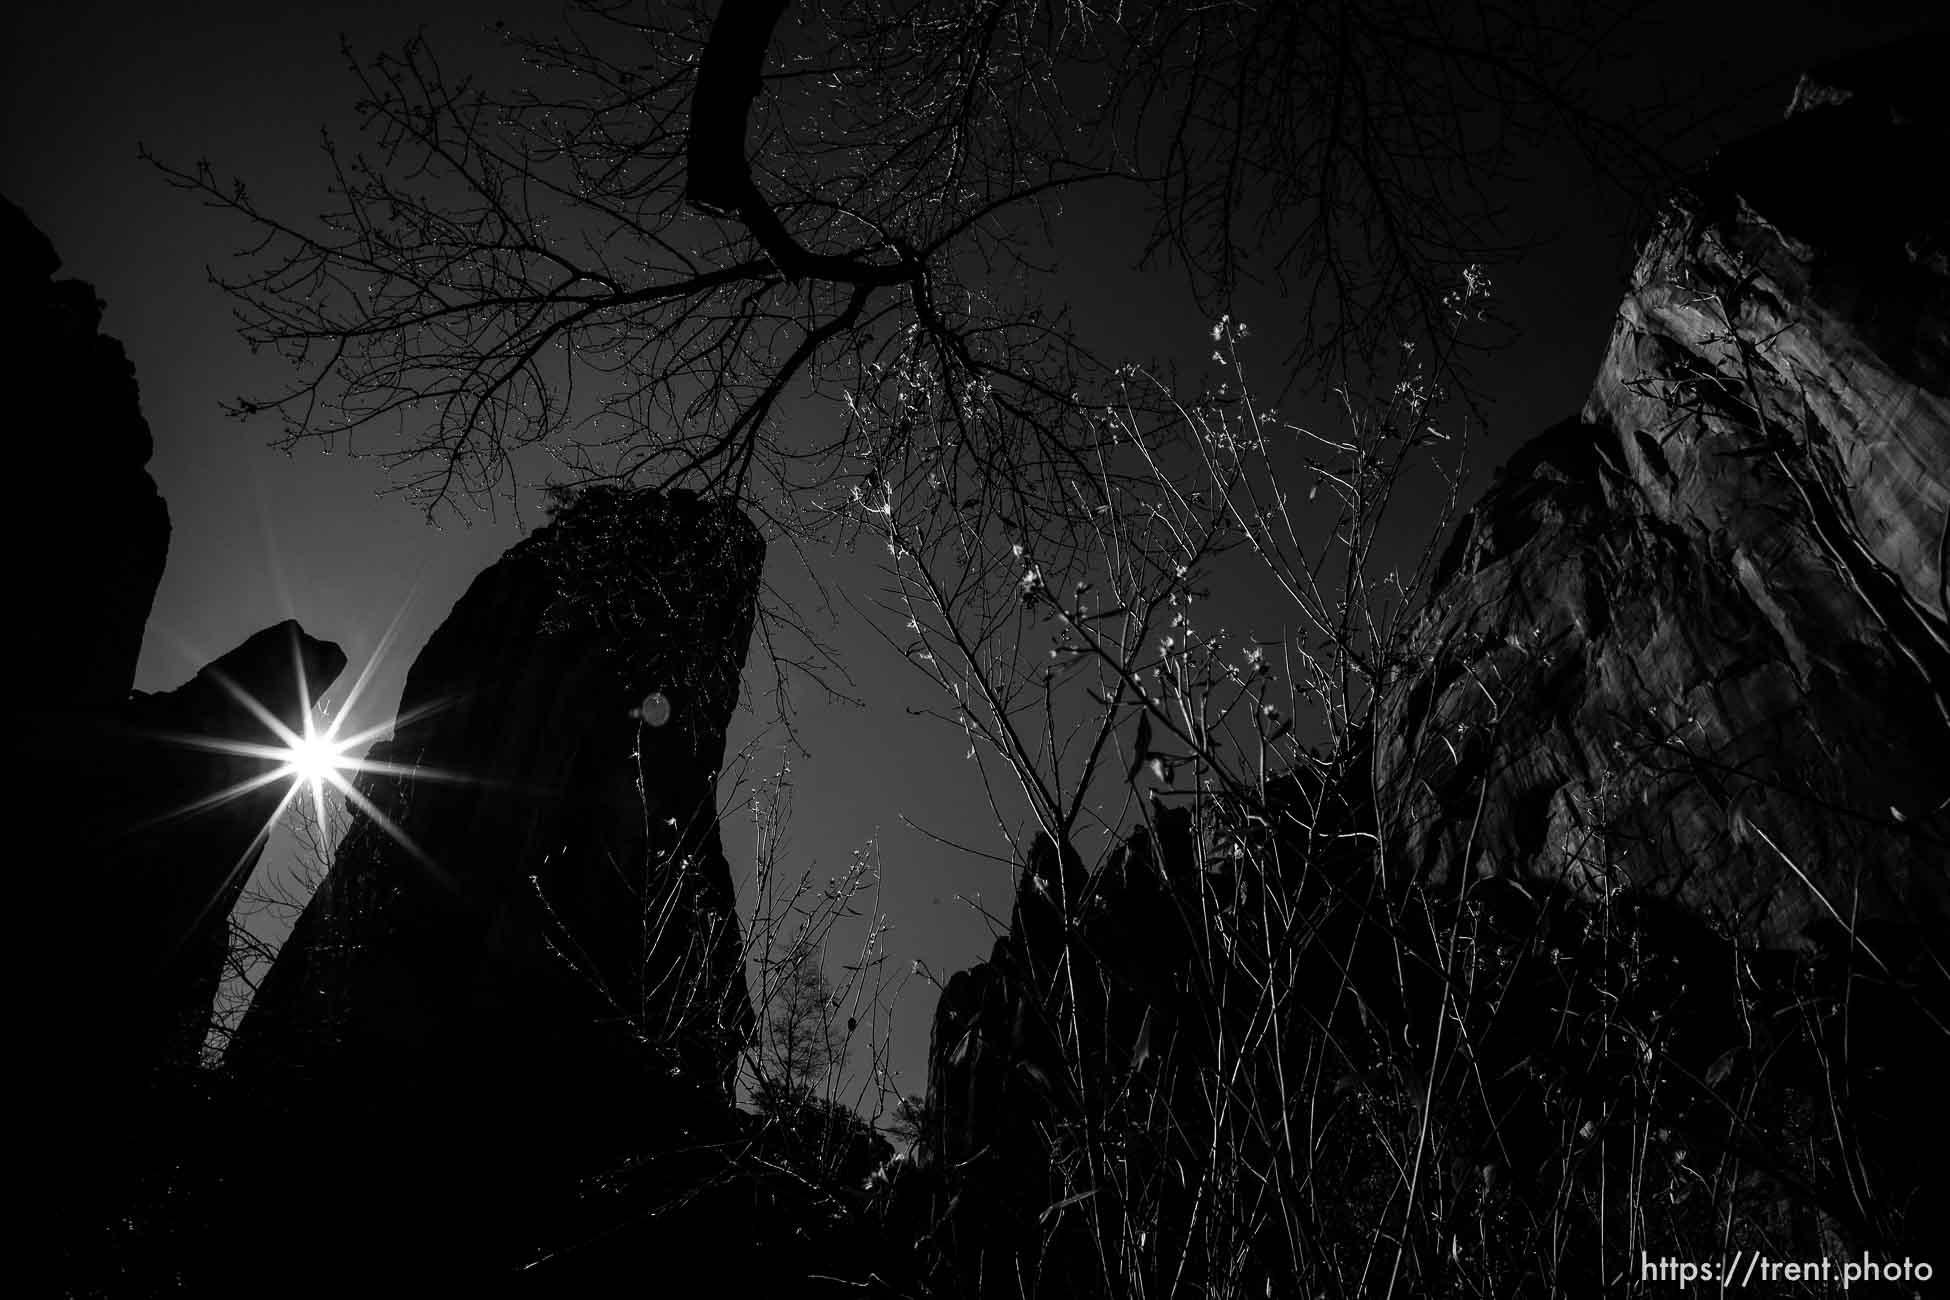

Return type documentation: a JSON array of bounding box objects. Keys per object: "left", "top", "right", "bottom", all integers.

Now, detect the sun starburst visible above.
[
  {"left": 280, "top": 717, "right": 354, "bottom": 787},
  {"left": 145, "top": 598, "right": 475, "bottom": 966},
  {"left": 187, "top": 609, "right": 420, "bottom": 843},
  {"left": 260, "top": 697, "right": 368, "bottom": 841}
]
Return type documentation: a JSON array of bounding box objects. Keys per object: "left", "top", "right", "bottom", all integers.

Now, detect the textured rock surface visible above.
[
  {"left": 1376, "top": 64, "right": 1949, "bottom": 947},
  {"left": 227, "top": 486, "right": 764, "bottom": 1271},
  {"left": 906, "top": 51, "right": 1950, "bottom": 1296}
]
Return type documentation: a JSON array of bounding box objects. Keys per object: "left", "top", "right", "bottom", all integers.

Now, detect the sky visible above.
[{"left": 5, "top": 0, "right": 1935, "bottom": 1109}]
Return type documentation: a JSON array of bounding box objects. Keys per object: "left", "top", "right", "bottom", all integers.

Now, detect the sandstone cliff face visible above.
[
  {"left": 1376, "top": 59, "right": 1949, "bottom": 947},
  {"left": 905, "top": 56, "right": 1949, "bottom": 1297},
  {"left": 226, "top": 486, "right": 764, "bottom": 1270}
]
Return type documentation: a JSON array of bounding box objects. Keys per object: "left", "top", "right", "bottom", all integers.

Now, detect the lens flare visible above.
[
  {"left": 143, "top": 599, "right": 477, "bottom": 974},
  {"left": 269, "top": 711, "right": 360, "bottom": 832},
  {"left": 282, "top": 721, "right": 353, "bottom": 787}
]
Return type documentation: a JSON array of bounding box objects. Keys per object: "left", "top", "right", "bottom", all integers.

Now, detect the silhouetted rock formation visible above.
[
  {"left": 46, "top": 618, "right": 349, "bottom": 1295},
  {"left": 48, "top": 620, "right": 348, "bottom": 1277},
  {"left": 227, "top": 485, "right": 764, "bottom": 1276},
  {"left": 3, "top": 198, "right": 356, "bottom": 1287},
  {"left": 906, "top": 50, "right": 1950, "bottom": 1298},
  {"left": 917, "top": 821, "right": 1210, "bottom": 1296},
  {"left": 3, "top": 194, "right": 169, "bottom": 712},
  {"left": 8, "top": 198, "right": 346, "bottom": 1078},
  {"left": 97, "top": 620, "right": 350, "bottom": 1072}
]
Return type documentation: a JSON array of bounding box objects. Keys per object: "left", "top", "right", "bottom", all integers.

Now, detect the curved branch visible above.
[{"left": 687, "top": 0, "right": 914, "bottom": 287}]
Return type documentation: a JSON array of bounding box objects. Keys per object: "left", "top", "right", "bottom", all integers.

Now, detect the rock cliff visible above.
[
  {"left": 904, "top": 51, "right": 1949, "bottom": 1298},
  {"left": 98, "top": 620, "right": 349, "bottom": 1070},
  {"left": 5, "top": 195, "right": 357, "bottom": 1287},
  {"left": 1379, "top": 54, "right": 1949, "bottom": 946},
  {"left": 5, "top": 195, "right": 348, "bottom": 1086},
  {"left": 2, "top": 195, "right": 170, "bottom": 714},
  {"left": 227, "top": 484, "right": 765, "bottom": 1274},
  {"left": 51, "top": 618, "right": 349, "bottom": 1291}
]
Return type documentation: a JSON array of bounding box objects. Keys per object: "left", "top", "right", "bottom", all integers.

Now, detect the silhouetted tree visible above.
[
  {"left": 751, "top": 956, "right": 895, "bottom": 1192},
  {"left": 762, "top": 953, "right": 844, "bottom": 1096},
  {"left": 885, "top": 1093, "right": 930, "bottom": 1152},
  {"left": 152, "top": 0, "right": 1655, "bottom": 556}
]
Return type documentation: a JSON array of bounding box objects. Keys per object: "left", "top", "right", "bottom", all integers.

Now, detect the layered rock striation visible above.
[{"left": 1379, "top": 56, "right": 1949, "bottom": 946}]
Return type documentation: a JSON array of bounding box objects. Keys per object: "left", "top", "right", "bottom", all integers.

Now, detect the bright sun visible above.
[
  {"left": 280, "top": 724, "right": 353, "bottom": 787},
  {"left": 148, "top": 595, "right": 470, "bottom": 936},
  {"left": 258, "top": 711, "right": 364, "bottom": 837}
]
